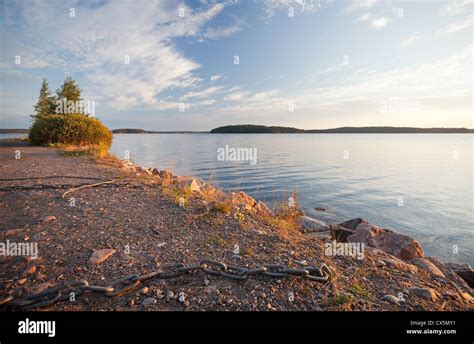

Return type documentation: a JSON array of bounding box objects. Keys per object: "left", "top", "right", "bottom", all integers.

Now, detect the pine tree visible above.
[
  {"left": 55, "top": 77, "right": 82, "bottom": 114},
  {"left": 33, "top": 79, "right": 54, "bottom": 118}
]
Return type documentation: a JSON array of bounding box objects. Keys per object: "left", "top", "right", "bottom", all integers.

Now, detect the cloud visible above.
[
  {"left": 202, "top": 20, "right": 244, "bottom": 39},
  {"left": 2, "top": 0, "right": 236, "bottom": 111},
  {"left": 345, "top": 0, "right": 380, "bottom": 13},
  {"left": 210, "top": 74, "right": 223, "bottom": 82},
  {"left": 437, "top": 14, "right": 474, "bottom": 34},
  {"left": 401, "top": 33, "right": 422, "bottom": 47},
  {"left": 371, "top": 17, "right": 389, "bottom": 29},
  {"left": 357, "top": 12, "right": 371, "bottom": 22},
  {"left": 262, "top": 0, "right": 333, "bottom": 18},
  {"left": 180, "top": 86, "right": 226, "bottom": 101},
  {"left": 438, "top": 0, "right": 474, "bottom": 16}
]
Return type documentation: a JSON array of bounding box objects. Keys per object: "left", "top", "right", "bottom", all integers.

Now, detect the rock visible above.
[
  {"left": 23, "top": 265, "right": 37, "bottom": 275},
  {"left": 175, "top": 176, "right": 203, "bottom": 192},
  {"left": 1, "top": 228, "right": 24, "bottom": 238},
  {"left": 382, "top": 295, "right": 400, "bottom": 304},
  {"left": 159, "top": 170, "right": 173, "bottom": 179},
  {"left": 445, "top": 263, "right": 474, "bottom": 288},
  {"left": 166, "top": 290, "right": 175, "bottom": 301},
  {"left": 204, "top": 279, "right": 210, "bottom": 286},
  {"left": 409, "top": 288, "right": 438, "bottom": 301},
  {"left": 156, "top": 242, "right": 166, "bottom": 248},
  {"left": 426, "top": 258, "right": 472, "bottom": 292},
  {"left": 230, "top": 191, "right": 257, "bottom": 208},
  {"left": 141, "top": 287, "right": 149, "bottom": 294},
  {"left": 410, "top": 258, "right": 445, "bottom": 278},
  {"left": 347, "top": 223, "right": 424, "bottom": 261},
  {"left": 178, "top": 292, "right": 186, "bottom": 303},
  {"left": 384, "top": 257, "right": 419, "bottom": 274},
  {"left": 183, "top": 300, "right": 191, "bottom": 308},
  {"left": 17, "top": 278, "right": 27, "bottom": 285},
  {"left": 88, "top": 249, "right": 116, "bottom": 265},
  {"left": 339, "top": 218, "right": 367, "bottom": 230},
  {"left": 254, "top": 201, "right": 271, "bottom": 215},
  {"left": 300, "top": 216, "right": 329, "bottom": 233},
  {"left": 139, "top": 166, "right": 152, "bottom": 175},
  {"left": 330, "top": 224, "right": 355, "bottom": 242},
  {"left": 142, "top": 297, "right": 157, "bottom": 306},
  {"left": 41, "top": 215, "right": 56, "bottom": 223},
  {"left": 189, "top": 179, "right": 201, "bottom": 192}
]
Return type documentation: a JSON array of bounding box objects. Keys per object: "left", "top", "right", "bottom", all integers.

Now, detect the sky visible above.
[{"left": 0, "top": 0, "right": 473, "bottom": 130}]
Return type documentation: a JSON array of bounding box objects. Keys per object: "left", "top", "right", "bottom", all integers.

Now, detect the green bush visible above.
[{"left": 29, "top": 114, "right": 112, "bottom": 156}]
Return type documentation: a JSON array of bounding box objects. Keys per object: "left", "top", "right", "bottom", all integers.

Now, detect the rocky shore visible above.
[{"left": 0, "top": 139, "right": 472, "bottom": 311}]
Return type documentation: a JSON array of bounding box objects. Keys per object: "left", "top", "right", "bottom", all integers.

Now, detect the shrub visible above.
[{"left": 29, "top": 114, "right": 112, "bottom": 157}]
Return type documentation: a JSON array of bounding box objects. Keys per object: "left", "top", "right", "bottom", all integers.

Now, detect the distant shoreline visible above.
[{"left": 2, "top": 126, "right": 473, "bottom": 135}]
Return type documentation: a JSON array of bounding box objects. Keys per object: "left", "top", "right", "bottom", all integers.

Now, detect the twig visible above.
[{"left": 62, "top": 180, "right": 116, "bottom": 198}]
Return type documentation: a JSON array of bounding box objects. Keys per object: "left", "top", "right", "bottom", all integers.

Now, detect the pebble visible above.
[
  {"left": 166, "top": 290, "right": 175, "bottom": 301},
  {"left": 142, "top": 297, "right": 157, "bottom": 306},
  {"left": 204, "top": 279, "right": 210, "bottom": 286},
  {"left": 178, "top": 292, "right": 186, "bottom": 303},
  {"left": 382, "top": 295, "right": 400, "bottom": 304},
  {"left": 141, "top": 287, "right": 149, "bottom": 294},
  {"left": 23, "top": 266, "right": 37, "bottom": 275},
  {"left": 17, "top": 278, "right": 27, "bottom": 285},
  {"left": 42, "top": 215, "right": 56, "bottom": 223}
]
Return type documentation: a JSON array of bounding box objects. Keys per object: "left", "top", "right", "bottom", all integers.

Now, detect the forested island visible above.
[{"left": 210, "top": 125, "right": 474, "bottom": 134}]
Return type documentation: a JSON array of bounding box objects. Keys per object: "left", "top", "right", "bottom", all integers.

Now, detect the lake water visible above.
[
  {"left": 2, "top": 133, "right": 472, "bottom": 264},
  {"left": 108, "top": 133, "right": 473, "bottom": 265}
]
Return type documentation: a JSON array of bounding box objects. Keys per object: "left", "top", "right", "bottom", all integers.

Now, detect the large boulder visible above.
[
  {"left": 300, "top": 216, "right": 329, "bottom": 233},
  {"left": 339, "top": 218, "right": 367, "bottom": 230},
  {"left": 444, "top": 263, "right": 474, "bottom": 289},
  {"left": 330, "top": 224, "right": 355, "bottom": 242},
  {"left": 347, "top": 223, "right": 424, "bottom": 261},
  {"left": 410, "top": 258, "right": 445, "bottom": 278}
]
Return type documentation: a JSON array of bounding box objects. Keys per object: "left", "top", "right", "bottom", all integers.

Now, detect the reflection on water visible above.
[{"left": 110, "top": 133, "right": 474, "bottom": 265}]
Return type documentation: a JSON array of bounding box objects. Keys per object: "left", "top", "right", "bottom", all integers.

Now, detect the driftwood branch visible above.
[{"left": 62, "top": 180, "right": 117, "bottom": 198}]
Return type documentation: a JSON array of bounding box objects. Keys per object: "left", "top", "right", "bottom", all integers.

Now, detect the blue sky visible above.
[{"left": 1, "top": 0, "right": 473, "bottom": 130}]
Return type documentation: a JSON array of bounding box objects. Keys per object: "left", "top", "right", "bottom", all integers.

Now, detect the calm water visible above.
[
  {"left": 110, "top": 133, "right": 473, "bottom": 265},
  {"left": 3, "top": 133, "right": 472, "bottom": 264}
]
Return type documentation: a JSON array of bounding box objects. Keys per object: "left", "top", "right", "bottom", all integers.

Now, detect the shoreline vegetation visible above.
[{"left": 0, "top": 138, "right": 473, "bottom": 311}]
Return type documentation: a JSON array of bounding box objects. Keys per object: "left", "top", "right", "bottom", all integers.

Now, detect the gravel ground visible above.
[{"left": 0, "top": 139, "right": 472, "bottom": 311}]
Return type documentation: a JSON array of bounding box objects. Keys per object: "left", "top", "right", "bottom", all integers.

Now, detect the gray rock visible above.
[
  {"left": 300, "top": 216, "right": 329, "bottom": 233},
  {"left": 382, "top": 294, "right": 400, "bottom": 304},
  {"left": 142, "top": 297, "right": 157, "bottom": 306},
  {"left": 409, "top": 287, "right": 438, "bottom": 301},
  {"left": 330, "top": 224, "right": 355, "bottom": 242},
  {"left": 338, "top": 218, "right": 367, "bottom": 230}
]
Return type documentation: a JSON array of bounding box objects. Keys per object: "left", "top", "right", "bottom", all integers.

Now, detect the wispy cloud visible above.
[
  {"left": 2, "top": 0, "right": 237, "bottom": 111},
  {"left": 438, "top": 0, "right": 474, "bottom": 16},
  {"left": 401, "top": 32, "right": 422, "bottom": 47},
  {"left": 437, "top": 14, "right": 474, "bottom": 35},
  {"left": 262, "top": 0, "right": 334, "bottom": 18}
]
